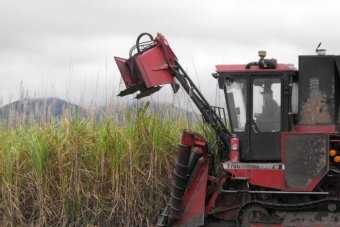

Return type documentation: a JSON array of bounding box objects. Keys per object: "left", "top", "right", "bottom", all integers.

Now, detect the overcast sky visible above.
[{"left": 1, "top": 0, "right": 340, "bottom": 108}]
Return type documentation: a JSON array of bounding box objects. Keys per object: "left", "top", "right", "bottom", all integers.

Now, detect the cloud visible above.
[{"left": 0, "top": 0, "right": 340, "bottom": 107}]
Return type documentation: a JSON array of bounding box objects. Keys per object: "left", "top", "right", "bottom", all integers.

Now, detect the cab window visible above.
[
  {"left": 253, "top": 78, "right": 281, "bottom": 132},
  {"left": 225, "top": 79, "right": 247, "bottom": 132}
]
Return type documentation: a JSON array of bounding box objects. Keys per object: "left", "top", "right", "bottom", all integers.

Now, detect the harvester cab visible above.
[
  {"left": 115, "top": 33, "right": 340, "bottom": 227},
  {"left": 216, "top": 51, "right": 297, "bottom": 162}
]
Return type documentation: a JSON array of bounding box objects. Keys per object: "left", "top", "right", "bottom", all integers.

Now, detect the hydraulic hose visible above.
[{"left": 136, "top": 33, "right": 154, "bottom": 53}]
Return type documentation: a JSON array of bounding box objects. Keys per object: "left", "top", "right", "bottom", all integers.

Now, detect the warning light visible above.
[
  {"left": 334, "top": 156, "right": 340, "bottom": 163},
  {"left": 258, "top": 50, "right": 267, "bottom": 58},
  {"left": 329, "top": 149, "right": 337, "bottom": 157}
]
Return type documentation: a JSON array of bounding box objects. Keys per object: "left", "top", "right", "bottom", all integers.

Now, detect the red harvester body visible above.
[{"left": 115, "top": 33, "right": 340, "bottom": 227}]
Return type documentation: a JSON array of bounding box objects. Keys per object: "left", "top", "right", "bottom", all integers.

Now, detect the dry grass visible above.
[{"left": 0, "top": 103, "right": 204, "bottom": 226}]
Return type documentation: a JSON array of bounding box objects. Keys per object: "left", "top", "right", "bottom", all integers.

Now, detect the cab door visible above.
[{"left": 249, "top": 77, "right": 282, "bottom": 161}]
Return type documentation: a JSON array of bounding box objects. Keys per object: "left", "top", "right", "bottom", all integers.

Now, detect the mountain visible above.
[
  {"left": 0, "top": 98, "right": 88, "bottom": 125},
  {"left": 0, "top": 98, "right": 201, "bottom": 126}
]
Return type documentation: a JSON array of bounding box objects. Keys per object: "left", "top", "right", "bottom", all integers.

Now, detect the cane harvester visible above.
[{"left": 114, "top": 33, "right": 340, "bottom": 227}]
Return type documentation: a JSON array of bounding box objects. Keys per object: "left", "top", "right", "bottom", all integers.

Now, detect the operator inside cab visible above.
[{"left": 254, "top": 86, "right": 280, "bottom": 132}]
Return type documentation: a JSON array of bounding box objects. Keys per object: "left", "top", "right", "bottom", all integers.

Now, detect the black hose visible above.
[
  {"left": 330, "top": 167, "right": 340, "bottom": 174},
  {"left": 136, "top": 33, "right": 154, "bottom": 53},
  {"left": 245, "top": 61, "right": 258, "bottom": 69}
]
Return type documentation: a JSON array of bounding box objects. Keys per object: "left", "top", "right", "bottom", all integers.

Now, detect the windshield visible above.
[{"left": 225, "top": 79, "right": 247, "bottom": 132}]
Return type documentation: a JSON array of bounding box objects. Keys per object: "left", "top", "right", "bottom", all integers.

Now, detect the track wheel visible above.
[
  {"left": 328, "top": 203, "right": 337, "bottom": 212},
  {"left": 239, "top": 205, "right": 270, "bottom": 227}
]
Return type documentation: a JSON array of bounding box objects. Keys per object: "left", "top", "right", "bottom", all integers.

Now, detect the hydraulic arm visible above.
[{"left": 115, "top": 33, "right": 231, "bottom": 156}]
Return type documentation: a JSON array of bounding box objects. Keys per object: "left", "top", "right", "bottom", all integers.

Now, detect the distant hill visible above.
[
  {"left": 0, "top": 98, "right": 201, "bottom": 126},
  {"left": 0, "top": 98, "right": 88, "bottom": 125}
]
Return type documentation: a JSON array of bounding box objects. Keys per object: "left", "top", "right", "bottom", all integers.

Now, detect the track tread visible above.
[{"left": 236, "top": 197, "right": 340, "bottom": 227}]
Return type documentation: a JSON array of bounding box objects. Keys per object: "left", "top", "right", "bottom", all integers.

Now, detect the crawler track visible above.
[{"left": 237, "top": 197, "right": 340, "bottom": 226}]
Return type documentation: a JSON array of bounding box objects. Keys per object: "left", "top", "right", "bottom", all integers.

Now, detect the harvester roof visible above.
[{"left": 215, "top": 64, "right": 297, "bottom": 73}]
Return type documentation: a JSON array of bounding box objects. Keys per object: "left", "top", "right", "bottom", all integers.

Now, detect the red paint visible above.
[
  {"left": 230, "top": 135, "right": 240, "bottom": 163},
  {"left": 226, "top": 168, "right": 284, "bottom": 190},
  {"left": 114, "top": 57, "right": 143, "bottom": 87},
  {"left": 250, "top": 224, "right": 282, "bottom": 227},
  {"left": 205, "top": 176, "right": 227, "bottom": 217},
  {"left": 114, "top": 33, "right": 177, "bottom": 96},
  {"left": 173, "top": 157, "right": 210, "bottom": 226},
  {"left": 134, "top": 44, "right": 175, "bottom": 87},
  {"left": 295, "top": 125, "right": 338, "bottom": 133},
  {"left": 215, "top": 64, "right": 296, "bottom": 73},
  {"left": 224, "top": 131, "right": 330, "bottom": 191},
  {"left": 180, "top": 129, "right": 195, "bottom": 146},
  {"left": 172, "top": 129, "right": 213, "bottom": 226},
  {"left": 154, "top": 33, "right": 177, "bottom": 67},
  {"left": 116, "top": 33, "right": 340, "bottom": 226},
  {"left": 230, "top": 150, "right": 239, "bottom": 163}
]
